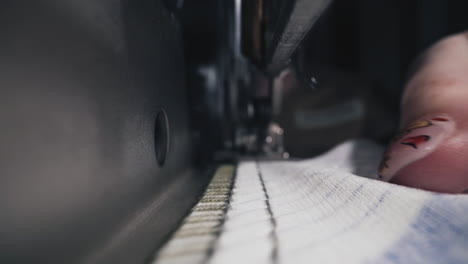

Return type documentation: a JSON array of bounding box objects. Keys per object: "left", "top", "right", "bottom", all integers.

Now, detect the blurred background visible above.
[
  {"left": 297, "top": 0, "right": 468, "bottom": 143},
  {"left": 178, "top": 0, "right": 468, "bottom": 157},
  {"left": 303, "top": 0, "right": 468, "bottom": 122}
]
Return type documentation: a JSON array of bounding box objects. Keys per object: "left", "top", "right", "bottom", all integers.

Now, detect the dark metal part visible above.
[
  {"left": 262, "top": 122, "right": 289, "bottom": 159},
  {"left": 308, "top": 76, "right": 320, "bottom": 90},
  {"left": 242, "top": 0, "right": 264, "bottom": 66},
  {"left": 264, "top": 0, "right": 332, "bottom": 75},
  {"left": 0, "top": 1, "right": 210, "bottom": 263},
  {"left": 179, "top": 0, "right": 235, "bottom": 163}
]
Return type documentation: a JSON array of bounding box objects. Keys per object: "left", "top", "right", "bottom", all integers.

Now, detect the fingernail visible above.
[{"left": 378, "top": 114, "right": 456, "bottom": 181}]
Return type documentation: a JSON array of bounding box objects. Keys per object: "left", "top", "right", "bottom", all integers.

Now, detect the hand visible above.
[{"left": 379, "top": 32, "right": 468, "bottom": 193}]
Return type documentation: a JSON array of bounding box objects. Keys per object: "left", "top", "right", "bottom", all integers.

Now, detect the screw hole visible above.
[{"left": 155, "top": 109, "right": 170, "bottom": 166}]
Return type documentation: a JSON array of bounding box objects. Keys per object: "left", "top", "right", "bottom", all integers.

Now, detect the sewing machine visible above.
[{"left": 0, "top": 0, "right": 382, "bottom": 263}]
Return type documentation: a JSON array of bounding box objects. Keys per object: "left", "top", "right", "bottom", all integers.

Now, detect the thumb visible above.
[{"left": 379, "top": 32, "right": 468, "bottom": 193}]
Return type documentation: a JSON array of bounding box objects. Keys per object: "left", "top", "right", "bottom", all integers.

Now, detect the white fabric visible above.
[{"left": 156, "top": 140, "right": 468, "bottom": 264}]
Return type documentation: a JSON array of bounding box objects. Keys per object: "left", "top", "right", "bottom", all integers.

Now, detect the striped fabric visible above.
[{"left": 153, "top": 140, "right": 468, "bottom": 264}]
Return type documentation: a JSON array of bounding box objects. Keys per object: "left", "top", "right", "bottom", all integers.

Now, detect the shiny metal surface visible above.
[{"left": 0, "top": 1, "right": 209, "bottom": 263}]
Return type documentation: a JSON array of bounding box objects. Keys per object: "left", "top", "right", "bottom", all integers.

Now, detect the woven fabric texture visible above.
[{"left": 154, "top": 140, "right": 468, "bottom": 264}]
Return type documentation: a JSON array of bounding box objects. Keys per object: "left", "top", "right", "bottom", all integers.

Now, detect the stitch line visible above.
[{"left": 256, "top": 161, "right": 279, "bottom": 264}]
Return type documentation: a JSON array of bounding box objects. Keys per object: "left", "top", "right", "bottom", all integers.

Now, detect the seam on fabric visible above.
[
  {"left": 151, "top": 165, "right": 236, "bottom": 264},
  {"left": 203, "top": 164, "right": 238, "bottom": 263},
  {"left": 256, "top": 161, "right": 279, "bottom": 264}
]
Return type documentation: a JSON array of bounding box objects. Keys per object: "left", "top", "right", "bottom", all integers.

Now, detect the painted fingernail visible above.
[{"left": 378, "top": 115, "right": 456, "bottom": 181}]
